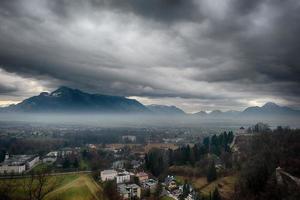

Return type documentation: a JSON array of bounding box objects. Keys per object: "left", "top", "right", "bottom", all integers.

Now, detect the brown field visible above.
[
  {"left": 105, "top": 143, "right": 178, "bottom": 153},
  {"left": 144, "top": 143, "right": 178, "bottom": 153},
  {"left": 169, "top": 165, "right": 204, "bottom": 177},
  {"left": 176, "top": 174, "right": 238, "bottom": 200},
  {"left": 105, "top": 143, "right": 141, "bottom": 149},
  {"left": 197, "top": 175, "right": 237, "bottom": 200}
]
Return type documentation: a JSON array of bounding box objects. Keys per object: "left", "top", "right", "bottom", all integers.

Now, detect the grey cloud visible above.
[
  {"left": 47, "top": 0, "right": 202, "bottom": 23},
  {"left": 0, "top": 0, "right": 299, "bottom": 111},
  {"left": 0, "top": 84, "right": 18, "bottom": 94}
]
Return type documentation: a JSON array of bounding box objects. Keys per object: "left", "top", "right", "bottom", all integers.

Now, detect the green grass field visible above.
[
  {"left": 46, "top": 174, "right": 105, "bottom": 200},
  {"left": 0, "top": 173, "right": 105, "bottom": 200}
]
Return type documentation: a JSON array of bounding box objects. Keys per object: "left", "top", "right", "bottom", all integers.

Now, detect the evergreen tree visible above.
[
  {"left": 185, "top": 145, "right": 191, "bottom": 164},
  {"left": 168, "top": 149, "right": 174, "bottom": 166},
  {"left": 211, "top": 135, "right": 218, "bottom": 146},
  {"left": 207, "top": 160, "right": 217, "bottom": 182},
  {"left": 73, "top": 158, "right": 79, "bottom": 168},
  {"left": 182, "top": 180, "right": 190, "bottom": 198},
  {"left": 63, "top": 158, "right": 71, "bottom": 168},
  {"left": 212, "top": 187, "right": 221, "bottom": 200},
  {"left": 155, "top": 182, "right": 162, "bottom": 197},
  {"left": 203, "top": 137, "right": 210, "bottom": 149}
]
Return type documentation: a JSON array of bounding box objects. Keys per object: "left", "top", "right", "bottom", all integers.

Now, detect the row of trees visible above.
[
  {"left": 0, "top": 169, "right": 60, "bottom": 200},
  {"left": 145, "top": 131, "right": 234, "bottom": 177},
  {"left": 234, "top": 127, "right": 300, "bottom": 200}
]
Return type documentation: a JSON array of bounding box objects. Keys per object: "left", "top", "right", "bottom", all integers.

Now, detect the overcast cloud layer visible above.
[{"left": 0, "top": 0, "right": 299, "bottom": 112}]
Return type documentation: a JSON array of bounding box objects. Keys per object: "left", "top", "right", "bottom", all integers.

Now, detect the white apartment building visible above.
[
  {"left": 101, "top": 169, "right": 118, "bottom": 181},
  {"left": 116, "top": 171, "right": 131, "bottom": 184},
  {"left": 122, "top": 135, "right": 136, "bottom": 142},
  {"left": 26, "top": 156, "right": 40, "bottom": 169},
  {"left": 0, "top": 154, "right": 39, "bottom": 174},
  {"left": 0, "top": 163, "right": 26, "bottom": 174}
]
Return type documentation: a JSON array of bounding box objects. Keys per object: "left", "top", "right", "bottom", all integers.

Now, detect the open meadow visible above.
[{"left": 0, "top": 173, "right": 105, "bottom": 200}]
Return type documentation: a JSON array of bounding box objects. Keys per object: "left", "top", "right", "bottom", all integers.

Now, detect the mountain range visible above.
[
  {"left": 1, "top": 86, "right": 148, "bottom": 113},
  {"left": 147, "top": 104, "right": 185, "bottom": 115},
  {"left": 195, "top": 102, "right": 300, "bottom": 118},
  {"left": 0, "top": 86, "right": 299, "bottom": 118}
]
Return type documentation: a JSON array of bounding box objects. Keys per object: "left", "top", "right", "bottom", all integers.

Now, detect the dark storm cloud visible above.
[
  {"left": 0, "top": 83, "right": 17, "bottom": 94},
  {"left": 47, "top": 0, "right": 202, "bottom": 23},
  {"left": 0, "top": 0, "right": 299, "bottom": 111},
  {"left": 188, "top": 0, "right": 300, "bottom": 100}
]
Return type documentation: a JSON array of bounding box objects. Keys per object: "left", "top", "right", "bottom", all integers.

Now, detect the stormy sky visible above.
[{"left": 0, "top": 0, "right": 299, "bottom": 112}]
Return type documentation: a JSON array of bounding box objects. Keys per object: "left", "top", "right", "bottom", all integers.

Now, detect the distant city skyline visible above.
[{"left": 0, "top": 0, "right": 299, "bottom": 112}]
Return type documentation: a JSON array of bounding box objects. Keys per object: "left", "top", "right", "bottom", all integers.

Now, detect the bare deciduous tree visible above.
[
  {"left": 0, "top": 174, "right": 20, "bottom": 200},
  {"left": 22, "top": 169, "right": 59, "bottom": 200}
]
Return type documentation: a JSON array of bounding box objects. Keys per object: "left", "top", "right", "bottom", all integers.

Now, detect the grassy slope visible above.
[
  {"left": 0, "top": 173, "right": 104, "bottom": 200},
  {"left": 176, "top": 174, "right": 237, "bottom": 200},
  {"left": 196, "top": 175, "right": 237, "bottom": 200},
  {"left": 46, "top": 174, "right": 104, "bottom": 200}
]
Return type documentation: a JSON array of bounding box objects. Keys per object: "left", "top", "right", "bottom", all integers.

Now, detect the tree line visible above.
[
  {"left": 234, "top": 127, "right": 300, "bottom": 200},
  {"left": 145, "top": 131, "right": 234, "bottom": 177}
]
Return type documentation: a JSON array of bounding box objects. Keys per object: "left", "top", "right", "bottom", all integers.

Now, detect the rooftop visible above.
[
  {"left": 0, "top": 155, "right": 37, "bottom": 166},
  {"left": 118, "top": 183, "right": 140, "bottom": 190},
  {"left": 144, "top": 179, "right": 157, "bottom": 186},
  {"left": 101, "top": 169, "right": 117, "bottom": 174},
  {"left": 136, "top": 172, "right": 148, "bottom": 176}
]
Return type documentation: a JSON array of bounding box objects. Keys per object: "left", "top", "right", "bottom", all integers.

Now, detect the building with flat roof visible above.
[
  {"left": 101, "top": 169, "right": 118, "bottom": 181},
  {"left": 116, "top": 171, "right": 131, "bottom": 184},
  {"left": 122, "top": 135, "right": 136, "bottom": 142},
  {"left": 0, "top": 154, "right": 39, "bottom": 174},
  {"left": 100, "top": 169, "right": 132, "bottom": 184}
]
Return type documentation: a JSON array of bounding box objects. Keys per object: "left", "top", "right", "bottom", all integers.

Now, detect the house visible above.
[
  {"left": 142, "top": 179, "right": 158, "bottom": 193},
  {"left": 60, "top": 148, "right": 74, "bottom": 157},
  {"left": 101, "top": 169, "right": 131, "bottom": 184},
  {"left": 42, "top": 156, "right": 57, "bottom": 163},
  {"left": 116, "top": 170, "right": 131, "bottom": 184},
  {"left": 236, "top": 126, "right": 246, "bottom": 134},
  {"left": 122, "top": 135, "right": 136, "bottom": 142},
  {"left": 43, "top": 151, "right": 58, "bottom": 163},
  {"left": 118, "top": 184, "right": 141, "bottom": 199},
  {"left": 46, "top": 151, "right": 58, "bottom": 157},
  {"left": 0, "top": 154, "right": 39, "bottom": 174},
  {"left": 165, "top": 175, "right": 177, "bottom": 190},
  {"left": 172, "top": 188, "right": 182, "bottom": 198},
  {"left": 101, "top": 169, "right": 118, "bottom": 181},
  {"left": 136, "top": 172, "right": 149, "bottom": 182},
  {"left": 87, "top": 144, "right": 97, "bottom": 149}
]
